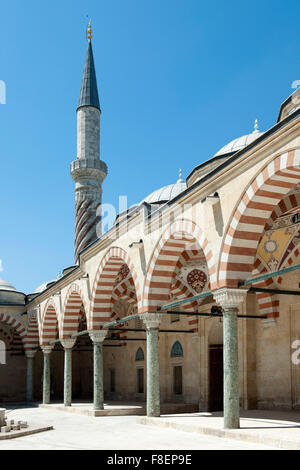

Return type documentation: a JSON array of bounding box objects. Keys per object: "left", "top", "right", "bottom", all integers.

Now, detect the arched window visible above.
[
  {"left": 135, "top": 347, "right": 144, "bottom": 361},
  {"left": 171, "top": 341, "right": 183, "bottom": 358}
]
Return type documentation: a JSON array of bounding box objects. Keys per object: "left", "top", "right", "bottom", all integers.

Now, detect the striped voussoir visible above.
[
  {"left": 23, "top": 315, "right": 39, "bottom": 350},
  {"left": 170, "top": 279, "right": 199, "bottom": 332},
  {"left": 40, "top": 300, "right": 59, "bottom": 346},
  {"left": 90, "top": 247, "right": 142, "bottom": 329},
  {"left": 143, "top": 219, "right": 216, "bottom": 313},
  {"left": 265, "top": 190, "right": 300, "bottom": 230},
  {"left": 0, "top": 313, "right": 26, "bottom": 348},
  {"left": 252, "top": 259, "right": 279, "bottom": 318},
  {"left": 219, "top": 149, "right": 300, "bottom": 287},
  {"left": 61, "top": 284, "right": 88, "bottom": 339}
]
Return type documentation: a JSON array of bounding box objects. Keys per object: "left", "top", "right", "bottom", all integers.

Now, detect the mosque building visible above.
[{"left": 2, "top": 22, "right": 300, "bottom": 429}]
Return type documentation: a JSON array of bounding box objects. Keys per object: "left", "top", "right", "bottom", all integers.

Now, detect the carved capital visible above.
[
  {"left": 213, "top": 288, "right": 248, "bottom": 311},
  {"left": 25, "top": 350, "right": 36, "bottom": 359},
  {"left": 60, "top": 338, "right": 76, "bottom": 349},
  {"left": 41, "top": 346, "right": 53, "bottom": 355},
  {"left": 89, "top": 330, "right": 107, "bottom": 343},
  {"left": 140, "top": 313, "right": 165, "bottom": 329}
]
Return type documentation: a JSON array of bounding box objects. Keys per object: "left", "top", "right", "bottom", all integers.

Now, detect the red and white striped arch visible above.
[
  {"left": 40, "top": 299, "right": 59, "bottom": 346},
  {"left": 90, "top": 247, "right": 142, "bottom": 329},
  {"left": 60, "top": 284, "right": 88, "bottom": 339},
  {"left": 143, "top": 219, "right": 216, "bottom": 313},
  {"left": 219, "top": 149, "right": 300, "bottom": 287},
  {"left": 251, "top": 258, "right": 280, "bottom": 318},
  {"left": 0, "top": 313, "right": 26, "bottom": 348},
  {"left": 23, "top": 313, "right": 39, "bottom": 351}
]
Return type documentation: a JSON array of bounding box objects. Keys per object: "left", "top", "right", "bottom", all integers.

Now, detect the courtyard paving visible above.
[{"left": 0, "top": 404, "right": 274, "bottom": 450}]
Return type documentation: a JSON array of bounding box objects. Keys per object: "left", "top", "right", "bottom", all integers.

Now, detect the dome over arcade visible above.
[
  {"left": 33, "top": 280, "right": 56, "bottom": 294},
  {"left": 0, "top": 277, "right": 25, "bottom": 305},
  {"left": 214, "top": 120, "right": 264, "bottom": 157},
  {"left": 33, "top": 271, "right": 63, "bottom": 294},
  {"left": 0, "top": 278, "right": 17, "bottom": 292},
  {"left": 141, "top": 170, "right": 187, "bottom": 205}
]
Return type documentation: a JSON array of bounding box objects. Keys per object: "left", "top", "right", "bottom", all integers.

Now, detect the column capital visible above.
[
  {"left": 41, "top": 346, "right": 54, "bottom": 355},
  {"left": 213, "top": 287, "right": 248, "bottom": 310},
  {"left": 25, "top": 350, "right": 36, "bottom": 359},
  {"left": 89, "top": 330, "right": 107, "bottom": 343},
  {"left": 60, "top": 338, "right": 76, "bottom": 349},
  {"left": 140, "top": 313, "right": 165, "bottom": 329}
]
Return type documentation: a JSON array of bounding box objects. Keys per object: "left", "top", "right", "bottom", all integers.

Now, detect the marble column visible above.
[
  {"left": 25, "top": 350, "right": 36, "bottom": 402},
  {"left": 89, "top": 331, "right": 107, "bottom": 410},
  {"left": 42, "top": 346, "right": 53, "bottom": 405},
  {"left": 213, "top": 288, "right": 247, "bottom": 429},
  {"left": 140, "top": 313, "right": 165, "bottom": 417},
  {"left": 61, "top": 339, "right": 76, "bottom": 407}
]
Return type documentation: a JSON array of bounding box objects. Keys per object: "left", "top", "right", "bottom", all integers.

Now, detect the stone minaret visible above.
[{"left": 71, "top": 22, "right": 107, "bottom": 263}]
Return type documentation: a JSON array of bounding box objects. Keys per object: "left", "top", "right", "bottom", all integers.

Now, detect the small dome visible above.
[
  {"left": 214, "top": 120, "right": 263, "bottom": 157},
  {"left": 141, "top": 170, "right": 187, "bottom": 205},
  {"left": 0, "top": 278, "right": 17, "bottom": 292},
  {"left": 0, "top": 278, "right": 25, "bottom": 305},
  {"left": 33, "top": 280, "right": 56, "bottom": 294}
]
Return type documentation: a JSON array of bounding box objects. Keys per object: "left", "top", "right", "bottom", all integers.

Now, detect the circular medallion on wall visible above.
[{"left": 187, "top": 269, "right": 207, "bottom": 293}]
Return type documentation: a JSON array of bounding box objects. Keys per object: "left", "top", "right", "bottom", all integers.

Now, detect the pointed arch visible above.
[
  {"left": 171, "top": 341, "right": 183, "bottom": 358},
  {"left": 90, "top": 247, "right": 142, "bottom": 329},
  {"left": 219, "top": 149, "right": 300, "bottom": 287},
  {"left": 23, "top": 313, "right": 39, "bottom": 351},
  {"left": 40, "top": 299, "right": 59, "bottom": 346},
  {"left": 135, "top": 347, "right": 144, "bottom": 361},
  {"left": 143, "top": 219, "right": 216, "bottom": 313},
  {"left": 0, "top": 313, "right": 26, "bottom": 349},
  {"left": 61, "top": 283, "right": 88, "bottom": 339}
]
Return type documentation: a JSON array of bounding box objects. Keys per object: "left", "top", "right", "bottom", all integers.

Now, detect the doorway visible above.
[
  {"left": 173, "top": 365, "right": 183, "bottom": 396},
  {"left": 209, "top": 344, "right": 223, "bottom": 411},
  {"left": 136, "top": 368, "right": 144, "bottom": 394}
]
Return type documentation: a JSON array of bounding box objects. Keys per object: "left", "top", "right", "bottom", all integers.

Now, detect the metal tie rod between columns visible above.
[
  {"left": 165, "top": 311, "right": 267, "bottom": 319},
  {"left": 249, "top": 287, "right": 300, "bottom": 295},
  {"left": 238, "top": 262, "right": 300, "bottom": 287},
  {"left": 157, "top": 291, "right": 213, "bottom": 311}
]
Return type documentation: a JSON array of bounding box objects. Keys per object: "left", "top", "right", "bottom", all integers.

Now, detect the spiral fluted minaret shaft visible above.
[{"left": 71, "top": 34, "right": 107, "bottom": 263}]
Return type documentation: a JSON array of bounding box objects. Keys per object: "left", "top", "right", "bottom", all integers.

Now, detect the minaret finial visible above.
[
  {"left": 177, "top": 168, "right": 184, "bottom": 183},
  {"left": 253, "top": 118, "right": 259, "bottom": 134},
  {"left": 87, "top": 20, "right": 92, "bottom": 42}
]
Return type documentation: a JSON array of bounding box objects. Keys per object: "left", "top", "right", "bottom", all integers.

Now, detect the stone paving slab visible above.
[
  {"left": 0, "top": 423, "right": 53, "bottom": 440},
  {"left": 137, "top": 410, "right": 300, "bottom": 450},
  {"left": 39, "top": 402, "right": 198, "bottom": 417},
  {"left": 0, "top": 406, "right": 273, "bottom": 449}
]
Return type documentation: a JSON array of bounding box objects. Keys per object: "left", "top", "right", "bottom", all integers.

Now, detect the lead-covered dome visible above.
[
  {"left": 141, "top": 170, "right": 187, "bottom": 205},
  {"left": 0, "top": 278, "right": 17, "bottom": 292},
  {"left": 0, "top": 277, "right": 25, "bottom": 305},
  {"left": 214, "top": 120, "right": 263, "bottom": 157}
]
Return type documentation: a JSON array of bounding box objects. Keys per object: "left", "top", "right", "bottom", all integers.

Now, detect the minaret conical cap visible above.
[{"left": 77, "top": 40, "right": 100, "bottom": 111}]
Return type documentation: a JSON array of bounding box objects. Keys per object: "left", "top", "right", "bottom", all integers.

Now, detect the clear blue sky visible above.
[{"left": 1, "top": 0, "right": 300, "bottom": 293}]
